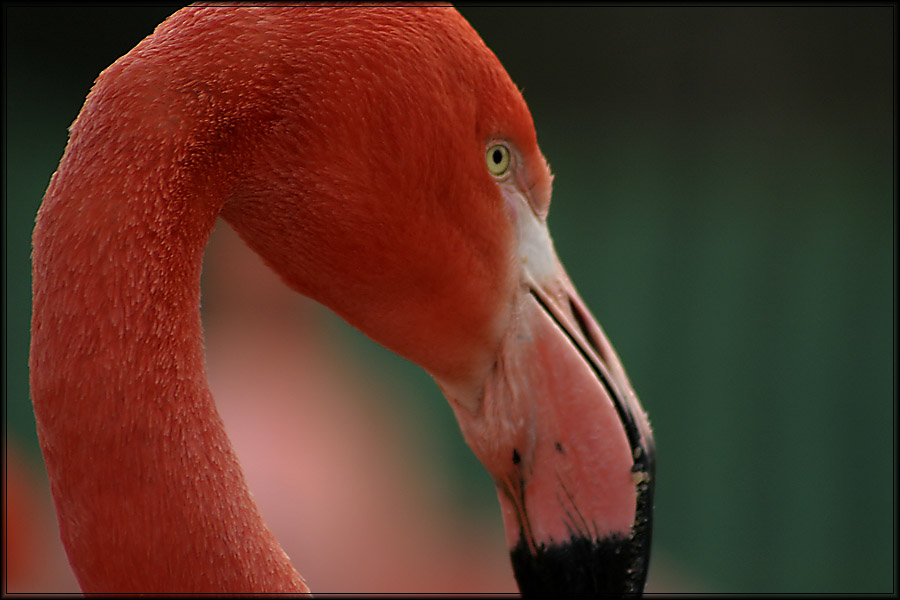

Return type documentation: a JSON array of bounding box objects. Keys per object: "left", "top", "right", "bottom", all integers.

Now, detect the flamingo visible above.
[{"left": 29, "top": 5, "right": 655, "bottom": 595}]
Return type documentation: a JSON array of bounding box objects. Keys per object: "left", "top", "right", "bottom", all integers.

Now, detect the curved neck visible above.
[
  {"left": 30, "top": 5, "right": 527, "bottom": 593},
  {"left": 30, "top": 53, "right": 307, "bottom": 595}
]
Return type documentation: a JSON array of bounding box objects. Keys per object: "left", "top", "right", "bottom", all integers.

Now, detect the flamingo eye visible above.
[{"left": 486, "top": 143, "right": 511, "bottom": 177}]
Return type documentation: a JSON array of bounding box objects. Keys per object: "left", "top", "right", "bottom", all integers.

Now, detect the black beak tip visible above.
[{"left": 510, "top": 532, "right": 650, "bottom": 597}]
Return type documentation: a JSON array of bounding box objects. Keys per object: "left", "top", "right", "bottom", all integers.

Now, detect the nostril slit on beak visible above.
[{"left": 568, "top": 297, "right": 609, "bottom": 364}]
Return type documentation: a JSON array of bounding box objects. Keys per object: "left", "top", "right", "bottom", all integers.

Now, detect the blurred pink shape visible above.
[
  {"left": 3, "top": 441, "right": 80, "bottom": 594},
  {"left": 201, "top": 223, "right": 517, "bottom": 593}
]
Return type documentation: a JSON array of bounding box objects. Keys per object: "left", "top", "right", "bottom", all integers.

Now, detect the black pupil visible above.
[{"left": 492, "top": 148, "right": 503, "bottom": 164}]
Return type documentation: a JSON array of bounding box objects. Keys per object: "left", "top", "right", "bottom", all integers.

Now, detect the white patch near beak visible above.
[{"left": 501, "top": 181, "right": 561, "bottom": 290}]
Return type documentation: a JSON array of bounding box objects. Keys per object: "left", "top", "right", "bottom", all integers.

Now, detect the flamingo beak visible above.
[
  {"left": 440, "top": 185, "right": 655, "bottom": 594},
  {"left": 500, "top": 260, "right": 655, "bottom": 595}
]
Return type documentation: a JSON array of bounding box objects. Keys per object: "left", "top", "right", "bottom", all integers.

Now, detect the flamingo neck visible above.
[
  {"left": 29, "top": 65, "right": 307, "bottom": 595},
  {"left": 30, "top": 5, "right": 529, "bottom": 593}
]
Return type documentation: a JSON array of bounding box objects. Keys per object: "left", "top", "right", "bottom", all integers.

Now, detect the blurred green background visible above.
[{"left": 4, "top": 5, "right": 893, "bottom": 594}]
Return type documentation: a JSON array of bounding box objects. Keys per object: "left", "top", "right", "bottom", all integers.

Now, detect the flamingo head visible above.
[{"left": 129, "top": 6, "right": 655, "bottom": 594}]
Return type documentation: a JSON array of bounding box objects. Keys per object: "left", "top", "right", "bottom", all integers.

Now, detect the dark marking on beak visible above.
[{"left": 511, "top": 532, "right": 645, "bottom": 596}]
